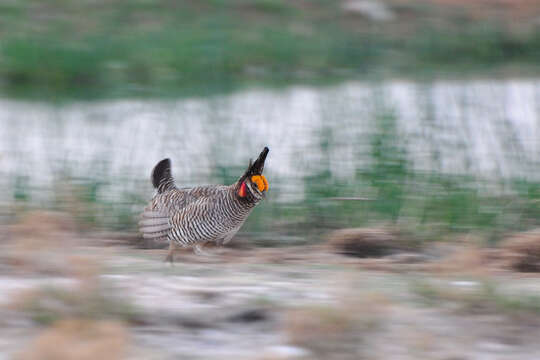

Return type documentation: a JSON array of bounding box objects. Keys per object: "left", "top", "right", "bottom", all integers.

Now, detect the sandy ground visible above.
[{"left": 1, "top": 234, "right": 540, "bottom": 360}]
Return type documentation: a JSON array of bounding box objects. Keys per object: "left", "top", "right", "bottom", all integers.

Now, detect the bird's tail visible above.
[
  {"left": 151, "top": 158, "right": 176, "bottom": 194},
  {"left": 138, "top": 208, "right": 171, "bottom": 242}
]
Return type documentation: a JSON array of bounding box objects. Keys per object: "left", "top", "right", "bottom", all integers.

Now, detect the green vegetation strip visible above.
[{"left": 1, "top": 0, "right": 540, "bottom": 98}]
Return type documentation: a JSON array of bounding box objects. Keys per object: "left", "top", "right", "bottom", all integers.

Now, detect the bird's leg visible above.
[
  {"left": 165, "top": 241, "right": 177, "bottom": 265},
  {"left": 193, "top": 242, "right": 215, "bottom": 257}
]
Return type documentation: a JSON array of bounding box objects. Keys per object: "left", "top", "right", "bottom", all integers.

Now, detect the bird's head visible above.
[{"left": 236, "top": 147, "right": 269, "bottom": 202}]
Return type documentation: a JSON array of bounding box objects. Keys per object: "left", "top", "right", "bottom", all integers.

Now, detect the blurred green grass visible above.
[
  {"left": 1, "top": 0, "right": 540, "bottom": 99},
  {"left": 3, "top": 0, "right": 540, "bottom": 245}
]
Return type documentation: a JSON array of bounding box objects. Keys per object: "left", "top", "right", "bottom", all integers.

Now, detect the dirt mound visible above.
[
  {"left": 327, "top": 228, "right": 402, "bottom": 258},
  {"left": 500, "top": 229, "right": 540, "bottom": 272}
]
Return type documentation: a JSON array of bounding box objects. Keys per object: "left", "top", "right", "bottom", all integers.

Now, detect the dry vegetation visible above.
[
  {"left": 285, "top": 292, "right": 390, "bottom": 359},
  {"left": 2, "top": 212, "right": 136, "bottom": 360},
  {"left": 8, "top": 280, "right": 139, "bottom": 326},
  {"left": 2, "top": 210, "right": 540, "bottom": 359},
  {"left": 327, "top": 227, "right": 540, "bottom": 276},
  {"left": 411, "top": 278, "right": 540, "bottom": 318},
  {"left": 1, "top": 211, "right": 81, "bottom": 275},
  {"left": 500, "top": 229, "right": 540, "bottom": 272},
  {"left": 6, "top": 254, "right": 139, "bottom": 327},
  {"left": 15, "top": 319, "right": 128, "bottom": 360},
  {"left": 425, "top": 244, "right": 496, "bottom": 276},
  {"left": 4, "top": 211, "right": 139, "bottom": 325}
]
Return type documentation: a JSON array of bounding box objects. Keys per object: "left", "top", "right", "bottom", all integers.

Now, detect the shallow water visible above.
[{"left": 1, "top": 79, "right": 539, "bottom": 205}]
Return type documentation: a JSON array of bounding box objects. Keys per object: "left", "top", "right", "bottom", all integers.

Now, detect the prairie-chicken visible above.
[{"left": 139, "top": 147, "right": 269, "bottom": 262}]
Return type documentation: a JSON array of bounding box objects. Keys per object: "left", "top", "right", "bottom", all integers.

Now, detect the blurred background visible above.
[{"left": 2, "top": 1, "right": 540, "bottom": 359}]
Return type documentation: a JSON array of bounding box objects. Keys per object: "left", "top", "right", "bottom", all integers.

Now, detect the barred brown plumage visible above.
[{"left": 139, "top": 147, "right": 269, "bottom": 262}]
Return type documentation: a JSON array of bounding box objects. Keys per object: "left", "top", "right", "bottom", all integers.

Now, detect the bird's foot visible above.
[
  {"left": 193, "top": 244, "right": 218, "bottom": 257},
  {"left": 164, "top": 250, "right": 175, "bottom": 265}
]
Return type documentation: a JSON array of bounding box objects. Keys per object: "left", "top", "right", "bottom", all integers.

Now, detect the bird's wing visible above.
[
  {"left": 138, "top": 188, "right": 193, "bottom": 242},
  {"left": 139, "top": 186, "right": 224, "bottom": 243},
  {"left": 166, "top": 197, "right": 217, "bottom": 246},
  {"left": 161, "top": 185, "right": 226, "bottom": 211},
  {"left": 138, "top": 207, "right": 171, "bottom": 242}
]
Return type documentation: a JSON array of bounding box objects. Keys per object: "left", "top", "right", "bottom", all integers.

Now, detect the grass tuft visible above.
[
  {"left": 500, "top": 229, "right": 540, "bottom": 272},
  {"left": 285, "top": 293, "right": 388, "bottom": 359},
  {"left": 411, "top": 278, "right": 540, "bottom": 317},
  {"left": 15, "top": 318, "right": 128, "bottom": 360}
]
